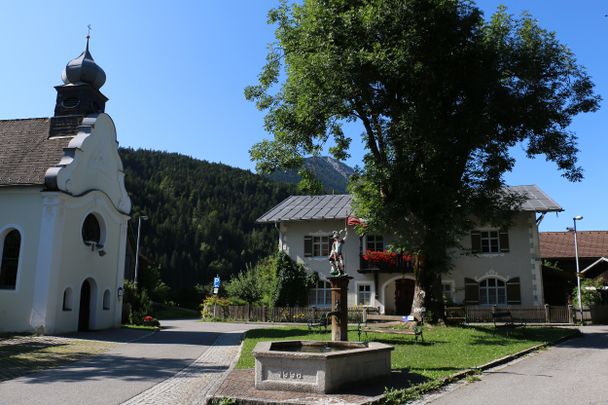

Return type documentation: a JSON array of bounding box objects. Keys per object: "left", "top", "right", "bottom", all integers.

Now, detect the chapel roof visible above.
[
  {"left": 540, "top": 231, "right": 608, "bottom": 259},
  {"left": 0, "top": 116, "right": 81, "bottom": 186},
  {"left": 257, "top": 185, "right": 562, "bottom": 223}
]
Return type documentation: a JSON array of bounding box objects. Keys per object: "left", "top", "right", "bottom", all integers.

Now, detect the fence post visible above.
[
  {"left": 568, "top": 305, "right": 574, "bottom": 324},
  {"left": 544, "top": 304, "right": 550, "bottom": 323}
]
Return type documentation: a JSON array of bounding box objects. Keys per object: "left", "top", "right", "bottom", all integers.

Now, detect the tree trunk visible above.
[
  {"left": 410, "top": 253, "right": 445, "bottom": 323},
  {"left": 410, "top": 254, "right": 426, "bottom": 321}
]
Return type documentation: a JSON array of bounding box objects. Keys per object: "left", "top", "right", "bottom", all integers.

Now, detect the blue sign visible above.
[{"left": 213, "top": 276, "right": 221, "bottom": 288}]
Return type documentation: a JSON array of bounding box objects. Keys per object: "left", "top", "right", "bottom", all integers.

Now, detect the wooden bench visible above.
[
  {"left": 359, "top": 314, "right": 424, "bottom": 343},
  {"left": 492, "top": 310, "right": 525, "bottom": 334},
  {"left": 307, "top": 311, "right": 329, "bottom": 332}
]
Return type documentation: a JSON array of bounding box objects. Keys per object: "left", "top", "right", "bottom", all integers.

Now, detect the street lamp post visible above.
[
  {"left": 134, "top": 215, "right": 148, "bottom": 287},
  {"left": 571, "top": 216, "right": 584, "bottom": 324}
]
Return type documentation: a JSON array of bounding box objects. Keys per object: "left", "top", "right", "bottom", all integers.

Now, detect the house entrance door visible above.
[
  {"left": 395, "top": 279, "right": 415, "bottom": 315},
  {"left": 78, "top": 280, "right": 91, "bottom": 331}
]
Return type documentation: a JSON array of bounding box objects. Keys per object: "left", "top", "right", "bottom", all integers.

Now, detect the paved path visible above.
[
  {"left": 0, "top": 320, "right": 263, "bottom": 405},
  {"left": 422, "top": 325, "right": 608, "bottom": 405}
]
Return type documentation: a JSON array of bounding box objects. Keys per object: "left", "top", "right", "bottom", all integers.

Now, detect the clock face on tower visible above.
[{"left": 61, "top": 97, "right": 80, "bottom": 109}]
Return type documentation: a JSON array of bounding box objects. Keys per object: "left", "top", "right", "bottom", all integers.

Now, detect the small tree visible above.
[
  {"left": 572, "top": 278, "right": 604, "bottom": 308},
  {"left": 225, "top": 264, "right": 264, "bottom": 306},
  {"left": 274, "top": 252, "right": 309, "bottom": 307}
]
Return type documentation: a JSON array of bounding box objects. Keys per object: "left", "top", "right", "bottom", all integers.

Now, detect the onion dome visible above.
[{"left": 61, "top": 35, "right": 106, "bottom": 89}]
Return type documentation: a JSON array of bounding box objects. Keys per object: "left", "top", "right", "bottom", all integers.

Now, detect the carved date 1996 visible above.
[{"left": 280, "top": 371, "right": 303, "bottom": 379}]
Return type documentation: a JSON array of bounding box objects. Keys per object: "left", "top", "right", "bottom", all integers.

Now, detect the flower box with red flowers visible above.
[{"left": 361, "top": 250, "right": 413, "bottom": 272}]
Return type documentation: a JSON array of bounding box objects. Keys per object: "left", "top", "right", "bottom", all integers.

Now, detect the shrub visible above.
[{"left": 200, "top": 295, "right": 231, "bottom": 320}]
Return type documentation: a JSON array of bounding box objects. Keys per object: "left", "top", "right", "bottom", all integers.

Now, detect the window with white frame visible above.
[
  {"left": 308, "top": 280, "right": 331, "bottom": 307},
  {"left": 366, "top": 235, "right": 384, "bottom": 251},
  {"left": 479, "top": 278, "right": 506, "bottom": 305},
  {"left": 304, "top": 236, "right": 331, "bottom": 257},
  {"left": 357, "top": 284, "right": 372, "bottom": 306},
  {"left": 471, "top": 230, "right": 509, "bottom": 254}
]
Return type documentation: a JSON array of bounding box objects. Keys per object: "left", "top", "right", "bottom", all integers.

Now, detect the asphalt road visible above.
[
  {"left": 0, "top": 319, "right": 263, "bottom": 405},
  {"left": 424, "top": 325, "right": 608, "bottom": 405}
]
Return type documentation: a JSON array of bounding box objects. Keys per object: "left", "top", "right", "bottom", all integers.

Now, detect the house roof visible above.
[
  {"left": 509, "top": 185, "right": 562, "bottom": 212},
  {"left": 257, "top": 185, "right": 561, "bottom": 223},
  {"left": 540, "top": 231, "right": 608, "bottom": 259},
  {"left": 257, "top": 194, "right": 352, "bottom": 223},
  {"left": 0, "top": 117, "right": 79, "bottom": 186}
]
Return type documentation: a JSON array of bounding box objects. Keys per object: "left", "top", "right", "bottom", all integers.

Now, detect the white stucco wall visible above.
[
  {"left": 42, "top": 191, "right": 128, "bottom": 333},
  {"left": 1, "top": 112, "right": 130, "bottom": 334},
  {"left": 278, "top": 210, "right": 544, "bottom": 314},
  {"left": 0, "top": 188, "right": 44, "bottom": 332},
  {"left": 450, "top": 211, "right": 543, "bottom": 305},
  {"left": 279, "top": 220, "right": 375, "bottom": 309}
]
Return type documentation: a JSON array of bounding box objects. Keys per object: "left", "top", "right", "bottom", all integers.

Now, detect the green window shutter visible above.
[
  {"left": 471, "top": 231, "right": 481, "bottom": 254},
  {"left": 500, "top": 230, "right": 510, "bottom": 253},
  {"left": 464, "top": 278, "right": 479, "bottom": 304},
  {"left": 507, "top": 277, "right": 521, "bottom": 304},
  {"left": 304, "top": 236, "right": 312, "bottom": 257}
]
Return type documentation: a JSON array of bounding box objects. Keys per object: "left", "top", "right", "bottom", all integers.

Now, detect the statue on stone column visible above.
[{"left": 329, "top": 228, "right": 347, "bottom": 276}]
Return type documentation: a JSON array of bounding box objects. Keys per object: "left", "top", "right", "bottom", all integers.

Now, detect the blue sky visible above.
[{"left": 1, "top": 1, "right": 606, "bottom": 232}]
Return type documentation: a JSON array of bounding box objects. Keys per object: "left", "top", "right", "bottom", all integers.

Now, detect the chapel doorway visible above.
[
  {"left": 78, "top": 280, "right": 92, "bottom": 331},
  {"left": 395, "top": 278, "right": 415, "bottom": 315}
]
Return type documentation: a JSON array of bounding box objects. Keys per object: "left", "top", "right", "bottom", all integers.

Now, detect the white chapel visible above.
[{"left": 0, "top": 37, "right": 131, "bottom": 334}]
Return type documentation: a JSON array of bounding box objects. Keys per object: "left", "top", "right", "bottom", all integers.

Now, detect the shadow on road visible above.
[{"left": 15, "top": 354, "right": 228, "bottom": 385}]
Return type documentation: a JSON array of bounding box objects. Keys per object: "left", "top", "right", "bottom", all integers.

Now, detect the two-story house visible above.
[{"left": 257, "top": 185, "right": 561, "bottom": 315}]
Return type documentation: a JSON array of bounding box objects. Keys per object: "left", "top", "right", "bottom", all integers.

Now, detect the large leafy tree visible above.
[{"left": 246, "top": 0, "right": 600, "bottom": 319}]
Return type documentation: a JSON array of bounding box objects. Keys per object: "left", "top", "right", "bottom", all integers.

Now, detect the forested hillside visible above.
[{"left": 119, "top": 148, "right": 294, "bottom": 306}]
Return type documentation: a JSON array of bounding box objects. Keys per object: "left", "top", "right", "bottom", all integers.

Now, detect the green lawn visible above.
[{"left": 237, "top": 325, "right": 578, "bottom": 383}]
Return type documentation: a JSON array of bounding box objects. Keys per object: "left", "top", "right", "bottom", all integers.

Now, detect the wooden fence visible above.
[
  {"left": 209, "top": 304, "right": 576, "bottom": 324},
  {"left": 444, "top": 305, "right": 573, "bottom": 324},
  {"left": 208, "top": 305, "right": 370, "bottom": 323}
]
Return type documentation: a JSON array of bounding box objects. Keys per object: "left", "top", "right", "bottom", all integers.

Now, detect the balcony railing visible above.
[{"left": 358, "top": 250, "right": 414, "bottom": 273}]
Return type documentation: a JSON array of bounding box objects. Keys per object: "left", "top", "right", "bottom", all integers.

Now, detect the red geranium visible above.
[
  {"left": 362, "top": 250, "right": 413, "bottom": 269},
  {"left": 143, "top": 315, "right": 154, "bottom": 322}
]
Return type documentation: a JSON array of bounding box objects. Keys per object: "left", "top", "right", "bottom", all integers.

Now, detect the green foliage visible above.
[
  {"left": 247, "top": 0, "right": 600, "bottom": 317},
  {"left": 120, "top": 148, "right": 295, "bottom": 307},
  {"left": 224, "top": 253, "right": 310, "bottom": 307},
  {"left": 200, "top": 295, "right": 232, "bottom": 320},
  {"left": 225, "top": 264, "right": 264, "bottom": 305},
  {"left": 274, "top": 252, "right": 309, "bottom": 306},
  {"left": 122, "top": 280, "right": 153, "bottom": 325},
  {"left": 572, "top": 278, "right": 604, "bottom": 308}
]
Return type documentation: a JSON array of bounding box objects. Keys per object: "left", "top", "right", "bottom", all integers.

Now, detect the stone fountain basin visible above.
[{"left": 253, "top": 340, "right": 393, "bottom": 393}]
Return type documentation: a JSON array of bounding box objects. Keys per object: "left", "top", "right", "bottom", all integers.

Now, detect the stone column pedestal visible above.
[{"left": 329, "top": 276, "right": 352, "bottom": 342}]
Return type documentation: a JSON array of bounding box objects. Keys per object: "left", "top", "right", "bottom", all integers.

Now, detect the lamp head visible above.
[{"left": 573, "top": 215, "right": 583, "bottom": 221}]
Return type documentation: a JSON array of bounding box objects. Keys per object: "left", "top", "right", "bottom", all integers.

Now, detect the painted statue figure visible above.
[{"left": 329, "top": 228, "right": 348, "bottom": 276}]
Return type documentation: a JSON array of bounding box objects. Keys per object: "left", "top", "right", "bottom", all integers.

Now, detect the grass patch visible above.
[
  {"left": 237, "top": 324, "right": 577, "bottom": 385},
  {"left": 121, "top": 324, "right": 159, "bottom": 331},
  {"left": 0, "top": 336, "right": 112, "bottom": 382}
]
